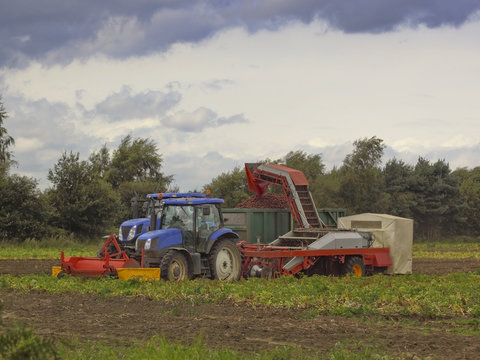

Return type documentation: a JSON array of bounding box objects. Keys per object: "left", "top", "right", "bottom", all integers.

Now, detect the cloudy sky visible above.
[{"left": 1, "top": 1, "right": 479, "bottom": 191}]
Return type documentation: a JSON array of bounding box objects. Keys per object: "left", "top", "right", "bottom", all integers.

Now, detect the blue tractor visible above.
[
  {"left": 134, "top": 193, "right": 243, "bottom": 281},
  {"left": 114, "top": 193, "right": 197, "bottom": 258}
]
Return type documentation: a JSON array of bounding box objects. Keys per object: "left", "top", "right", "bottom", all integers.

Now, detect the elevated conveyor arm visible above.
[{"left": 245, "top": 163, "right": 324, "bottom": 229}]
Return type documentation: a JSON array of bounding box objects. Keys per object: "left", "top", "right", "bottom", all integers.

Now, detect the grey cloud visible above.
[
  {"left": 201, "top": 79, "right": 236, "bottom": 92},
  {"left": 217, "top": 113, "right": 248, "bottom": 126},
  {"left": 302, "top": 142, "right": 353, "bottom": 170},
  {"left": 162, "top": 107, "right": 248, "bottom": 132},
  {"left": 92, "top": 86, "right": 182, "bottom": 121},
  {"left": 164, "top": 151, "right": 239, "bottom": 191},
  {"left": 2, "top": 0, "right": 479, "bottom": 67},
  {"left": 7, "top": 97, "right": 75, "bottom": 141},
  {"left": 304, "top": 141, "right": 480, "bottom": 171},
  {"left": 3, "top": 94, "right": 105, "bottom": 188}
]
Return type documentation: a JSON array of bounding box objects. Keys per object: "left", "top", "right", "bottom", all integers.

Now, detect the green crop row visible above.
[
  {"left": 412, "top": 242, "right": 480, "bottom": 259},
  {"left": 2, "top": 273, "right": 480, "bottom": 319},
  {"left": 0, "top": 239, "right": 102, "bottom": 259},
  {"left": 1, "top": 241, "right": 480, "bottom": 259}
]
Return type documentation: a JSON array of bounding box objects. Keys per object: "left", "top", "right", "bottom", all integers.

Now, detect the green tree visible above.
[
  {"left": 383, "top": 158, "right": 415, "bottom": 218},
  {"left": 203, "top": 166, "right": 250, "bottom": 208},
  {"left": 117, "top": 179, "right": 169, "bottom": 219},
  {"left": 89, "top": 144, "right": 110, "bottom": 178},
  {"left": 453, "top": 166, "right": 480, "bottom": 235},
  {"left": 281, "top": 150, "right": 325, "bottom": 184},
  {"left": 273, "top": 151, "right": 328, "bottom": 208},
  {"left": 0, "top": 96, "right": 15, "bottom": 166},
  {"left": 0, "top": 174, "right": 51, "bottom": 241},
  {"left": 105, "top": 135, "right": 172, "bottom": 188},
  {"left": 311, "top": 167, "right": 344, "bottom": 209},
  {"left": 409, "top": 158, "right": 465, "bottom": 240},
  {"left": 338, "top": 136, "right": 387, "bottom": 214},
  {"left": 47, "top": 151, "right": 120, "bottom": 237},
  {"left": 102, "top": 135, "right": 173, "bottom": 219}
]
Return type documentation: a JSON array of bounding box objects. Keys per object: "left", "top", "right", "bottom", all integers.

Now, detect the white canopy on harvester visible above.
[{"left": 337, "top": 213, "right": 413, "bottom": 274}]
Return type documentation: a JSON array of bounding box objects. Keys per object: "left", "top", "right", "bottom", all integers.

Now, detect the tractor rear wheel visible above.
[
  {"left": 160, "top": 250, "right": 191, "bottom": 281},
  {"left": 343, "top": 256, "right": 365, "bottom": 277},
  {"left": 209, "top": 239, "right": 242, "bottom": 281}
]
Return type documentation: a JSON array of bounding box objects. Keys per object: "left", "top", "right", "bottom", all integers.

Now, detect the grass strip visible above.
[
  {"left": 57, "top": 336, "right": 397, "bottom": 360},
  {"left": 2, "top": 273, "right": 480, "bottom": 319},
  {"left": 0, "top": 240, "right": 102, "bottom": 259},
  {"left": 2, "top": 241, "right": 480, "bottom": 259}
]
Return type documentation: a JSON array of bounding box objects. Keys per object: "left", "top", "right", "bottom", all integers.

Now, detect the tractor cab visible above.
[
  {"left": 136, "top": 196, "right": 229, "bottom": 256},
  {"left": 159, "top": 202, "right": 221, "bottom": 253},
  {"left": 116, "top": 192, "right": 206, "bottom": 255}
]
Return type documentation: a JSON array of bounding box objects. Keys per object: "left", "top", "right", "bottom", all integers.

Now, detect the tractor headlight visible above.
[
  {"left": 145, "top": 238, "right": 152, "bottom": 250},
  {"left": 118, "top": 226, "right": 123, "bottom": 241},
  {"left": 127, "top": 225, "right": 137, "bottom": 241}
]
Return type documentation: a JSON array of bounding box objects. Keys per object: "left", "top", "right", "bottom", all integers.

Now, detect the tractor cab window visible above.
[
  {"left": 145, "top": 199, "right": 162, "bottom": 217},
  {"left": 196, "top": 205, "right": 220, "bottom": 234},
  {"left": 196, "top": 204, "right": 221, "bottom": 253},
  {"left": 163, "top": 205, "right": 194, "bottom": 231}
]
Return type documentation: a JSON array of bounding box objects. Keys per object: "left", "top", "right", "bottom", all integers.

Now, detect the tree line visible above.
[
  {"left": 1, "top": 97, "right": 479, "bottom": 241},
  {"left": 204, "top": 138, "right": 478, "bottom": 241}
]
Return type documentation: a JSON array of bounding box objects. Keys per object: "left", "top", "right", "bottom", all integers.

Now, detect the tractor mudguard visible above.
[
  {"left": 143, "top": 246, "right": 197, "bottom": 273},
  {"left": 205, "top": 228, "right": 239, "bottom": 254}
]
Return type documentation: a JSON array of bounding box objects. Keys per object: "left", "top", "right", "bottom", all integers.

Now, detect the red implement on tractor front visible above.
[{"left": 57, "top": 234, "right": 140, "bottom": 278}]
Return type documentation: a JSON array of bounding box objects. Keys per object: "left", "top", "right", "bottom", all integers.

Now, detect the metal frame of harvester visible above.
[{"left": 239, "top": 163, "right": 392, "bottom": 278}]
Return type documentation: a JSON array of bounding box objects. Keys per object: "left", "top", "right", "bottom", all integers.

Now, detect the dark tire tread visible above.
[
  {"left": 343, "top": 256, "right": 365, "bottom": 277},
  {"left": 208, "top": 239, "right": 242, "bottom": 281},
  {"left": 160, "top": 250, "right": 191, "bottom": 281}
]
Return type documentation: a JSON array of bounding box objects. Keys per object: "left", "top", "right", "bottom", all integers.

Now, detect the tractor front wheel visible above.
[
  {"left": 209, "top": 239, "right": 242, "bottom": 281},
  {"left": 343, "top": 256, "right": 365, "bottom": 277},
  {"left": 160, "top": 250, "right": 191, "bottom": 281}
]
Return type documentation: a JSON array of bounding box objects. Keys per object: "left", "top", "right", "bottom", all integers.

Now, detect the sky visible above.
[{"left": 1, "top": 0, "right": 480, "bottom": 191}]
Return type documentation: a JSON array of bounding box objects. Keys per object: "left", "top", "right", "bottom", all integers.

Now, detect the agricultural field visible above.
[{"left": 1, "top": 241, "right": 480, "bottom": 359}]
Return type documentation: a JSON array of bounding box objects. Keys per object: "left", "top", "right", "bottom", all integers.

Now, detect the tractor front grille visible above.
[
  {"left": 136, "top": 239, "right": 146, "bottom": 250},
  {"left": 121, "top": 224, "right": 143, "bottom": 241},
  {"left": 121, "top": 226, "right": 131, "bottom": 240}
]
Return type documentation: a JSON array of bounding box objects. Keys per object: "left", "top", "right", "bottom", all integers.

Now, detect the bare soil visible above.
[
  {"left": 2, "top": 257, "right": 480, "bottom": 277},
  {"left": 1, "top": 258, "right": 480, "bottom": 359}
]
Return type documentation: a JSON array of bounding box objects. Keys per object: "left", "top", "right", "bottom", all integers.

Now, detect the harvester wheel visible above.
[
  {"left": 160, "top": 250, "right": 191, "bottom": 281},
  {"left": 209, "top": 239, "right": 242, "bottom": 281},
  {"left": 343, "top": 256, "right": 365, "bottom": 277}
]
